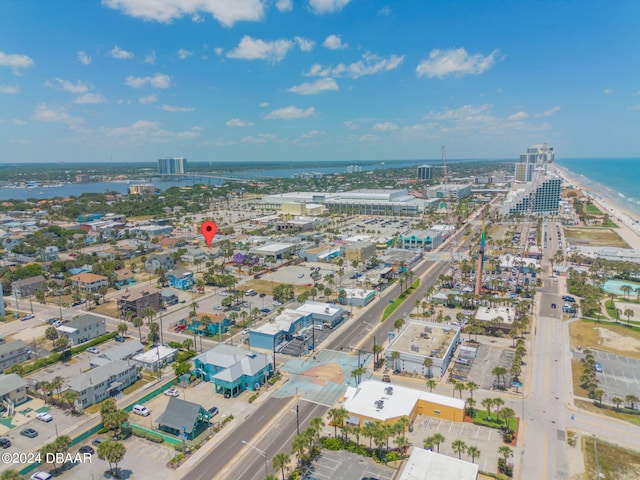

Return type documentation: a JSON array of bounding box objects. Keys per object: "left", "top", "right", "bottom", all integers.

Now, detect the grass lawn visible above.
[
  {"left": 583, "top": 434, "right": 640, "bottom": 479},
  {"left": 470, "top": 409, "right": 518, "bottom": 433},
  {"left": 605, "top": 299, "right": 620, "bottom": 320},
  {"left": 123, "top": 378, "right": 151, "bottom": 395},
  {"left": 585, "top": 203, "right": 604, "bottom": 215},
  {"left": 575, "top": 399, "right": 640, "bottom": 427},
  {"left": 571, "top": 359, "right": 592, "bottom": 399},
  {"left": 563, "top": 227, "right": 629, "bottom": 248},
  {"left": 382, "top": 279, "right": 420, "bottom": 321}
]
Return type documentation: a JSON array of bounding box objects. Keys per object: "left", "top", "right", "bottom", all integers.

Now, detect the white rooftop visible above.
[
  {"left": 251, "top": 243, "right": 294, "bottom": 253},
  {"left": 398, "top": 447, "right": 479, "bottom": 480},
  {"left": 57, "top": 325, "right": 76, "bottom": 334},
  {"left": 133, "top": 345, "right": 178, "bottom": 363},
  {"left": 343, "top": 380, "right": 464, "bottom": 422},
  {"left": 295, "top": 301, "right": 342, "bottom": 317},
  {"left": 344, "top": 288, "right": 375, "bottom": 300},
  {"left": 475, "top": 306, "right": 514, "bottom": 324}
]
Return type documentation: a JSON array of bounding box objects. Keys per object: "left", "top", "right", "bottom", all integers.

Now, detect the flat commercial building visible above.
[
  {"left": 398, "top": 447, "right": 479, "bottom": 480},
  {"left": 385, "top": 320, "right": 461, "bottom": 378},
  {"left": 474, "top": 306, "right": 515, "bottom": 332},
  {"left": 424, "top": 184, "right": 472, "bottom": 201},
  {"left": 398, "top": 229, "right": 443, "bottom": 251},
  {"left": 343, "top": 380, "right": 465, "bottom": 427},
  {"left": 249, "top": 242, "right": 297, "bottom": 259}
]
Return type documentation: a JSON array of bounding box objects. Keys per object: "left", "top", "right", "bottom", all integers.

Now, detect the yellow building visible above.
[{"left": 342, "top": 380, "right": 464, "bottom": 427}]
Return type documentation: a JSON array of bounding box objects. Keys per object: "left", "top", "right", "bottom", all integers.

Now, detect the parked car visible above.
[
  {"left": 92, "top": 438, "right": 106, "bottom": 447},
  {"left": 36, "top": 412, "right": 53, "bottom": 422},
  {"left": 208, "top": 406, "right": 219, "bottom": 417},
  {"left": 0, "top": 437, "right": 11, "bottom": 449},
  {"left": 21, "top": 313, "right": 35, "bottom": 321},
  {"left": 30, "top": 472, "right": 52, "bottom": 480},
  {"left": 78, "top": 445, "right": 95, "bottom": 455},
  {"left": 46, "top": 318, "right": 58, "bottom": 325},
  {"left": 87, "top": 347, "right": 99, "bottom": 354},
  {"left": 114, "top": 335, "right": 125, "bottom": 342},
  {"left": 132, "top": 404, "right": 151, "bottom": 416},
  {"left": 595, "top": 363, "right": 603, "bottom": 373},
  {"left": 381, "top": 375, "right": 391, "bottom": 383},
  {"left": 175, "top": 323, "right": 187, "bottom": 332},
  {"left": 21, "top": 428, "right": 38, "bottom": 438},
  {"left": 213, "top": 305, "right": 222, "bottom": 310},
  {"left": 164, "top": 388, "right": 179, "bottom": 397}
]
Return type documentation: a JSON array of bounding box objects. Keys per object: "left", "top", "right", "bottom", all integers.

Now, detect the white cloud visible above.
[
  {"left": 356, "top": 134, "right": 378, "bottom": 142},
  {"left": 0, "top": 51, "right": 35, "bottom": 75},
  {"left": 45, "top": 78, "right": 90, "bottom": 94},
  {"left": 103, "top": 0, "right": 265, "bottom": 27},
  {"left": 227, "top": 36, "right": 294, "bottom": 62},
  {"left": 178, "top": 48, "right": 193, "bottom": 59},
  {"left": 603, "top": 88, "right": 613, "bottom": 95},
  {"left": 632, "top": 90, "right": 640, "bottom": 97},
  {"left": 214, "top": 47, "right": 224, "bottom": 56},
  {"left": 103, "top": 120, "right": 202, "bottom": 143},
  {"left": 629, "top": 104, "right": 640, "bottom": 111},
  {"left": 109, "top": 46, "right": 134, "bottom": 60},
  {"left": 343, "top": 120, "right": 358, "bottom": 130},
  {"left": 76, "top": 93, "right": 107, "bottom": 104},
  {"left": 305, "top": 52, "right": 404, "bottom": 79},
  {"left": 308, "top": 0, "right": 351, "bottom": 14},
  {"left": 226, "top": 118, "right": 254, "bottom": 127},
  {"left": 373, "top": 122, "right": 398, "bottom": 131},
  {"left": 265, "top": 106, "right": 315, "bottom": 120},
  {"left": 160, "top": 104, "right": 194, "bottom": 112},
  {"left": 259, "top": 102, "right": 269, "bottom": 107},
  {"left": 276, "top": 0, "right": 292, "bottom": 11},
  {"left": 13, "top": 119, "right": 26, "bottom": 125},
  {"left": 125, "top": 73, "right": 171, "bottom": 88},
  {"left": 138, "top": 95, "right": 158, "bottom": 104},
  {"left": 241, "top": 133, "right": 276, "bottom": 143},
  {"left": 144, "top": 51, "right": 157, "bottom": 64},
  {"left": 323, "top": 34, "right": 347, "bottom": 50},
  {"left": 508, "top": 111, "right": 528, "bottom": 121},
  {"left": 32, "top": 104, "right": 83, "bottom": 125},
  {"left": 77, "top": 51, "right": 92, "bottom": 65},
  {"left": 378, "top": 6, "right": 391, "bottom": 16},
  {"left": 288, "top": 78, "right": 338, "bottom": 95},
  {"left": 416, "top": 48, "right": 501, "bottom": 78},
  {"left": 535, "top": 106, "right": 560, "bottom": 117},
  {"left": 295, "top": 37, "right": 316, "bottom": 52},
  {"left": 0, "top": 85, "right": 19, "bottom": 94},
  {"left": 300, "top": 130, "right": 324, "bottom": 138}
]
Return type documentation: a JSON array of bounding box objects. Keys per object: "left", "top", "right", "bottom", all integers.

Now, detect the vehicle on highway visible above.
[
  {"left": 261, "top": 308, "right": 271, "bottom": 313},
  {"left": 0, "top": 437, "right": 11, "bottom": 449},
  {"left": 175, "top": 323, "right": 187, "bottom": 332},
  {"left": 87, "top": 347, "right": 99, "bottom": 354},
  {"left": 36, "top": 412, "right": 53, "bottom": 422},
  {"left": 78, "top": 445, "right": 95, "bottom": 455},
  {"left": 164, "top": 388, "right": 179, "bottom": 397},
  {"left": 21, "top": 428, "right": 38, "bottom": 438}
]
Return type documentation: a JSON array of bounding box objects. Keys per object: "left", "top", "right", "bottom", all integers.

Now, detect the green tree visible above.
[
  {"left": 498, "top": 445, "right": 513, "bottom": 471},
  {"left": 45, "top": 326, "right": 59, "bottom": 347},
  {"left": 61, "top": 390, "right": 79, "bottom": 414},
  {"left": 624, "top": 308, "right": 634, "bottom": 326},
  {"left": 173, "top": 360, "right": 191, "bottom": 377},
  {"left": 426, "top": 379, "right": 437, "bottom": 392},
  {"left": 0, "top": 470, "right": 23, "bottom": 480},
  {"left": 423, "top": 357, "right": 433, "bottom": 378},
  {"left": 272, "top": 452, "right": 290, "bottom": 480},
  {"left": 467, "top": 445, "right": 481, "bottom": 464},
  {"left": 431, "top": 432, "right": 445, "bottom": 453},
  {"left": 97, "top": 440, "right": 127, "bottom": 477},
  {"left": 626, "top": 394, "right": 639, "bottom": 410},
  {"left": 133, "top": 316, "right": 144, "bottom": 342},
  {"left": 327, "top": 407, "right": 348, "bottom": 438},
  {"left": 117, "top": 322, "right": 128, "bottom": 336},
  {"left": 481, "top": 397, "right": 494, "bottom": 420},
  {"left": 452, "top": 439, "right": 467, "bottom": 459}
]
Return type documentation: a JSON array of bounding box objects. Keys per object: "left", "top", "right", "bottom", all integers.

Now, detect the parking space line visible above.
[
  {"left": 448, "top": 422, "right": 454, "bottom": 433},
  {"left": 475, "top": 426, "right": 481, "bottom": 438}
]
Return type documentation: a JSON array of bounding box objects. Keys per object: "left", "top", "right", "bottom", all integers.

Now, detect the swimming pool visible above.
[{"left": 603, "top": 279, "right": 640, "bottom": 295}]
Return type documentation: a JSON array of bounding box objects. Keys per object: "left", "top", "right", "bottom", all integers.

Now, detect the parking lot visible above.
[
  {"left": 454, "top": 337, "right": 515, "bottom": 390},
  {"left": 305, "top": 450, "right": 395, "bottom": 480},
  {"left": 574, "top": 348, "right": 640, "bottom": 400}
]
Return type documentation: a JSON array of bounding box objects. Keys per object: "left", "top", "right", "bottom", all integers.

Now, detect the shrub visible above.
[
  {"left": 167, "top": 341, "right": 183, "bottom": 349},
  {"left": 248, "top": 394, "right": 258, "bottom": 403},
  {"left": 97, "top": 427, "right": 109, "bottom": 434},
  {"left": 146, "top": 433, "right": 164, "bottom": 443},
  {"left": 132, "top": 429, "right": 146, "bottom": 438}
]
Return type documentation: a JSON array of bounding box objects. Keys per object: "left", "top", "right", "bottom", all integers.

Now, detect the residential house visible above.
[
  {"left": 42, "top": 246, "right": 59, "bottom": 261},
  {"left": 145, "top": 253, "right": 174, "bottom": 273},
  {"left": 193, "top": 345, "right": 273, "bottom": 397},
  {"left": 167, "top": 268, "right": 194, "bottom": 291},
  {"left": 183, "top": 312, "right": 228, "bottom": 338},
  {"left": 156, "top": 397, "right": 211, "bottom": 440},
  {"left": 161, "top": 289, "right": 178, "bottom": 306},
  {"left": 180, "top": 247, "right": 210, "bottom": 265},
  {"left": 114, "top": 268, "right": 136, "bottom": 287},
  {"left": 132, "top": 345, "right": 178, "bottom": 372},
  {"left": 67, "top": 359, "right": 138, "bottom": 408},
  {"left": 11, "top": 275, "right": 46, "bottom": 298},
  {"left": 56, "top": 314, "right": 107, "bottom": 345},
  {"left": 117, "top": 287, "right": 161, "bottom": 318},
  {"left": 0, "top": 340, "right": 30, "bottom": 372},
  {"left": 0, "top": 373, "right": 29, "bottom": 410},
  {"left": 70, "top": 272, "right": 109, "bottom": 293}
]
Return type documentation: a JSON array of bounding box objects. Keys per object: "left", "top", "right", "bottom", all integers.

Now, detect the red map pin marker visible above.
[{"left": 200, "top": 221, "right": 217, "bottom": 248}]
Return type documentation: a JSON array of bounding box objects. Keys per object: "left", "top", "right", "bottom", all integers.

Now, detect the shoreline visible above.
[{"left": 555, "top": 165, "right": 640, "bottom": 250}]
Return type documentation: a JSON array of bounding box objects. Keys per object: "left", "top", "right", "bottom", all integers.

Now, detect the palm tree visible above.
[
  {"left": 455, "top": 381, "right": 466, "bottom": 399},
  {"left": 117, "top": 322, "right": 128, "bottom": 336},
  {"left": 391, "top": 351, "right": 400, "bottom": 372},
  {"left": 498, "top": 446, "right": 513, "bottom": 471},
  {"left": 423, "top": 436, "right": 435, "bottom": 451},
  {"left": 466, "top": 381, "right": 478, "bottom": 400},
  {"left": 624, "top": 308, "right": 634, "bottom": 326},
  {"left": 481, "top": 397, "right": 494, "bottom": 420},
  {"left": 38, "top": 381, "right": 52, "bottom": 404},
  {"left": 492, "top": 366, "right": 507, "bottom": 389},
  {"left": 611, "top": 397, "right": 623, "bottom": 412},
  {"left": 426, "top": 379, "right": 437, "bottom": 392},
  {"left": 451, "top": 439, "right": 467, "bottom": 459},
  {"left": 500, "top": 407, "right": 515, "bottom": 432},
  {"left": 51, "top": 376, "right": 64, "bottom": 400},
  {"left": 327, "top": 407, "right": 348, "bottom": 438},
  {"left": 493, "top": 397, "right": 504, "bottom": 421},
  {"left": 61, "top": 390, "right": 79, "bottom": 414},
  {"left": 465, "top": 397, "right": 476, "bottom": 417},
  {"left": 594, "top": 388, "right": 605, "bottom": 407},
  {"left": 431, "top": 432, "right": 445, "bottom": 453},
  {"left": 272, "top": 452, "right": 290, "bottom": 480},
  {"left": 467, "top": 445, "right": 481, "bottom": 463},
  {"left": 626, "top": 394, "right": 639, "bottom": 410},
  {"left": 372, "top": 343, "right": 384, "bottom": 368},
  {"left": 133, "top": 316, "right": 144, "bottom": 341},
  {"left": 423, "top": 357, "right": 433, "bottom": 378}
]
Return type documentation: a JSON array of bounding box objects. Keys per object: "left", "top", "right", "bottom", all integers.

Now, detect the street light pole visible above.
[{"left": 241, "top": 440, "right": 268, "bottom": 478}]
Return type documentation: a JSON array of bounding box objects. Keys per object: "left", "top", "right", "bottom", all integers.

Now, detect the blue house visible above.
[
  {"left": 184, "top": 312, "right": 229, "bottom": 338},
  {"left": 168, "top": 268, "right": 195, "bottom": 290},
  {"left": 115, "top": 268, "right": 136, "bottom": 287},
  {"left": 193, "top": 345, "right": 273, "bottom": 397},
  {"left": 248, "top": 309, "right": 311, "bottom": 350}
]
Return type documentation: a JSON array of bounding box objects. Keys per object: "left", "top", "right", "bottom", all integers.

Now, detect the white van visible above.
[
  {"left": 132, "top": 404, "right": 150, "bottom": 416},
  {"left": 31, "top": 472, "right": 53, "bottom": 480},
  {"left": 246, "top": 289, "right": 256, "bottom": 296}
]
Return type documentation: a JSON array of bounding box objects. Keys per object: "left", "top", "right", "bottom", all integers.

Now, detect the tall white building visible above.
[
  {"left": 158, "top": 157, "right": 187, "bottom": 175},
  {"left": 515, "top": 144, "right": 553, "bottom": 182}
]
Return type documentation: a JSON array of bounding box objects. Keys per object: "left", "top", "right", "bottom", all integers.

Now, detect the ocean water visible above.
[{"left": 557, "top": 158, "right": 640, "bottom": 217}]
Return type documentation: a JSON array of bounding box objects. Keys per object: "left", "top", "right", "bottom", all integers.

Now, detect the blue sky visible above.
[{"left": 1, "top": 0, "right": 639, "bottom": 164}]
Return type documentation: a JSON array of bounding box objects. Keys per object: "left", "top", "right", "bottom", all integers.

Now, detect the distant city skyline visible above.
[{"left": 1, "top": 1, "right": 639, "bottom": 163}]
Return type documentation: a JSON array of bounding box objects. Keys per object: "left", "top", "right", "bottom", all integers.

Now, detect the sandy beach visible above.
[{"left": 555, "top": 165, "right": 640, "bottom": 251}]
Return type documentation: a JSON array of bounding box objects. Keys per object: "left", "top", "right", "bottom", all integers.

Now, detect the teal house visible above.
[
  {"left": 397, "top": 229, "right": 443, "bottom": 251},
  {"left": 155, "top": 397, "right": 211, "bottom": 440},
  {"left": 193, "top": 345, "right": 273, "bottom": 398}
]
